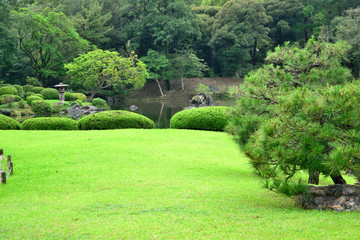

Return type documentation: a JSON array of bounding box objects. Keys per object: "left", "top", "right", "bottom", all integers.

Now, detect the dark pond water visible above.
[{"left": 111, "top": 97, "right": 237, "bottom": 128}]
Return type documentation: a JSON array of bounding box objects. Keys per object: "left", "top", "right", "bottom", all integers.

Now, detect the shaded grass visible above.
[{"left": 0, "top": 129, "right": 359, "bottom": 239}]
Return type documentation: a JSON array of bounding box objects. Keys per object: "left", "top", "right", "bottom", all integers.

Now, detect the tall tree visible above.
[
  {"left": 12, "top": 8, "right": 91, "bottom": 87},
  {"left": 65, "top": 49, "right": 148, "bottom": 101},
  {"left": 209, "top": 0, "right": 271, "bottom": 76}
]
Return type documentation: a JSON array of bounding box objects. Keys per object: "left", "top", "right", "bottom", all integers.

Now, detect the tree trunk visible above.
[
  {"left": 155, "top": 79, "right": 164, "bottom": 96},
  {"left": 308, "top": 170, "right": 320, "bottom": 185},
  {"left": 181, "top": 75, "right": 184, "bottom": 90},
  {"left": 330, "top": 173, "right": 347, "bottom": 184},
  {"left": 87, "top": 91, "right": 97, "bottom": 102}
]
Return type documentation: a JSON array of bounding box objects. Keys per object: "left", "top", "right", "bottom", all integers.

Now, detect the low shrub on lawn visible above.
[
  {"left": 77, "top": 110, "right": 154, "bottom": 130},
  {"left": 0, "top": 114, "right": 21, "bottom": 130},
  {"left": 31, "top": 100, "right": 53, "bottom": 116},
  {"left": 21, "top": 117, "right": 78, "bottom": 130},
  {"left": 170, "top": 106, "right": 232, "bottom": 131}
]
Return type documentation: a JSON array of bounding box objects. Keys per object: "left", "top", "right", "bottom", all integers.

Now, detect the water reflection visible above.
[{"left": 111, "top": 97, "right": 236, "bottom": 129}]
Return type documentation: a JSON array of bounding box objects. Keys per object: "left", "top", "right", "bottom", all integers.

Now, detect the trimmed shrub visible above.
[
  {"left": 21, "top": 117, "right": 78, "bottom": 130},
  {"left": 0, "top": 95, "right": 21, "bottom": 105},
  {"left": 32, "top": 87, "right": 45, "bottom": 94},
  {"left": 72, "top": 93, "right": 87, "bottom": 102},
  {"left": 170, "top": 106, "right": 232, "bottom": 131},
  {"left": 0, "top": 114, "right": 21, "bottom": 130},
  {"left": 18, "top": 100, "right": 25, "bottom": 109},
  {"left": 78, "top": 110, "right": 154, "bottom": 130},
  {"left": 13, "top": 85, "right": 25, "bottom": 98},
  {"left": 41, "top": 88, "right": 59, "bottom": 99},
  {"left": 23, "top": 84, "right": 35, "bottom": 93},
  {"left": 34, "top": 93, "right": 44, "bottom": 99},
  {"left": 25, "top": 92, "right": 35, "bottom": 98},
  {"left": 26, "top": 95, "right": 43, "bottom": 105},
  {"left": 65, "top": 92, "right": 76, "bottom": 101},
  {"left": 91, "top": 97, "right": 109, "bottom": 109},
  {"left": 0, "top": 86, "right": 18, "bottom": 96},
  {"left": 31, "top": 100, "right": 53, "bottom": 116}
]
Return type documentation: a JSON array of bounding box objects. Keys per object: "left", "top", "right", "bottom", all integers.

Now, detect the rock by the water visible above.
[
  {"left": 296, "top": 184, "right": 360, "bottom": 211},
  {"left": 0, "top": 109, "right": 14, "bottom": 116},
  {"left": 185, "top": 93, "right": 215, "bottom": 109},
  {"left": 129, "top": 105, "right": 138, "bottom": 111},
  {"left": 65, "top": 104, "right": 107, "bottom": 119}
]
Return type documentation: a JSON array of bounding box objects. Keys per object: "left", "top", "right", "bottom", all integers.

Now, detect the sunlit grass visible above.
[{"left": 0, "top": 129, "right": 359, "bottom": 239}]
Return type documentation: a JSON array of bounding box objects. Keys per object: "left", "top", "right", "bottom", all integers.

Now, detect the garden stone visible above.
[
  {"left": 296, "top": 184, "right": 360, "bottom": 211},
  {"left": 0, "top": 109, "right": 14, "bottom": 116},
  {"left": 185, "top": 93, "right": 215, "bottom": 109},
  {"left": 65, "top": 104, "right": 107, "bottom": 119}
]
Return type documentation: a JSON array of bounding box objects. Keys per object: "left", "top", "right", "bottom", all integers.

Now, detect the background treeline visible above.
[{"left": 1, "top": 0, "right": 359, "bottom": 89}]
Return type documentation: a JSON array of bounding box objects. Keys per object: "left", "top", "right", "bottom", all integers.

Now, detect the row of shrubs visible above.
[
  {"left": 0, "top": 106, "right": 232, "bottom": 131},
  {"left": 0, "top": 84, "right": 87, "bottom": 106},
  {"left": 0, "top": 110, "right": 155, "bottom": 130}
]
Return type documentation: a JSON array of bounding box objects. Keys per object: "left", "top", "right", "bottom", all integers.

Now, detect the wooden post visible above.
[
  {"left": 7, "top": 155, "right": 13, "bottom": 176},
  {"left": 0, "top": 171, "right": 6, "bottom": 184},
  {"left": 0, "top": 149, "right": 4, "bottom": 160}
]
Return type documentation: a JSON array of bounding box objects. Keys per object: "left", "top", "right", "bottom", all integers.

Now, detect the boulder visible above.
[
  {"left": 64, "top": 104, "right": 107, "bottom": 119},
  {"left": 185, "top": 93, "right": 215, "bottom": 109},
  {"left": 296, "top": 184, "right": 360, "bottom": 211}
]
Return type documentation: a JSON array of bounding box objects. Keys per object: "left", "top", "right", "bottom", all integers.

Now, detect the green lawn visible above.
[{"left": 0, "top": 129, "right": 359, "bottom": 239}]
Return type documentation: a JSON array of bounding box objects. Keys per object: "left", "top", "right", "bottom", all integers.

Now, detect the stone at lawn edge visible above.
[
  {"left": 296, "top": 184, "right": 360, "bottom": 211},
  {"left": 65, "top": 104, "right": 106, "bottom": 119}
]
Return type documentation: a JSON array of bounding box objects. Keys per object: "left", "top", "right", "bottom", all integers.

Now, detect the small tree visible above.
[
  {"left": 170, "top": 49, "right": 208, "bottom": 90},
  {"left": 65, "top": 49, "right": 148, "bottom": 101}
]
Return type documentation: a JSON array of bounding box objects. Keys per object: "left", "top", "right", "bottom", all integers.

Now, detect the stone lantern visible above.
[{"left": 54, "top": 83, "right": 69, "bottom": 104}]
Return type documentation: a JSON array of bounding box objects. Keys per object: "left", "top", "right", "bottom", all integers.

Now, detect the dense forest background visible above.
[{"left": 1, "top": 0, "right": 359, "bottom": 91}]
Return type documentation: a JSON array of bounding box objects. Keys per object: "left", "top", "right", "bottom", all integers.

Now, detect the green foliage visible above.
[
  {"left": 25, "top": 77, "right": 41, "bottom": 86},
  {"left": 12, "top": 85, "right": 25, "bottom": 98},
  {"left": 34, "top": 94, "right": 44, "bottom": 99},
  {"left": 0, "top": 94, "right": 15, "bottom": 106},
  {"left": 65, "top": 50, "right": 148, "bottom": 101},
  {"left": 40, "top": 88, "right": 59, "bottom": 99},
  {"left": 31, "top": 87, "right": 45, "bottom": 94},
  {"left": 65, "top": 92, "right": 77, "bottom": 101},
  {"left": 72, "top": 92, "right": 87, "bottom": 102},
  {"left": 26, "top": 95, "right": 43, "bottom": 105},
  {"left": 263, "top": 178, "right": 309, "bottom": 197},
  {"left": 195, "top": 84, "right": 211, "bottom": 95},
  {"left": 18, "top": 100, "right": 25, "bottom": 109},
  {"left": 77, "top": 110, "right": 154, "bottom": 130},
  {"left": 23, "top": 84, "right": 35, "bottom": 93},
  {"left": 91, "top": 97, "right": 109, "bottom": 109},
  {"left": 24, "top": 92, "right": 35, "bottom": 98},
  {"left": 0, "top": 86, "right": 18, "bottom": 96},
  {"left": 21, "top": 117, "right": 78, "bottom": 130},
  {"left": 0, "top": 114, "right": 21, "bottom": 130},
  {"left": 31, "top": 100, "right": 53, "bottom": 116},
  {"left": 170, "top": 106, "right": 232, "bottom": 131},
  {"left": 229, "top": 38, "right": 356, "bottom": 186}
]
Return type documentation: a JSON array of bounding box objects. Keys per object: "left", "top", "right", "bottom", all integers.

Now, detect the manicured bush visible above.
[
  {"left": 0, "top": 86, "right": 18, "bottom": 96},
  {"left": 26, "top": 95, "right": 43, "bottom": 105},
  {"left": 34, "top": 94, "right": 44, "bottom": 99},
  {"left": 13, "top": 85, "right": 25, "bottom": 98},
  {"left": 77, "top": 110, "right": 154, "bottom": 130},
  {"left": 170, "top": 106, "right": 232, "bottom": 131},
  {"left": 91, "top": 97, "right": 109, "bottom": 109},
  {"left": 31, "top": 100, "right": 53, "bottom": 116},
  {"left": 65, "top": 92, "right": 76, "bottom": 101},
  {"left": 18, "top": 100, "right": 25, "bottom": 109},
  {"left": 25, "top": 92, "right": 35, "bottom": 98},
  {"left": 72, "top": 93, "right": 87, "bottom": 102},
  {"left": 21, "top": 117, "right": 78, "bottom": 130},
  {"left": 0, "top": 95, "right": 15, "bottom": 106},
  {"left": 0, "top": 114, "right": 21, "bottom": 130},
  {"left": 32, "top": 87, "right": 45, "bottom": 94},
  {"left": 41, "top": 88, "right": 59, "bottom": 99},
  {"left": 23, "top": 84, "right": 35, "bottom": 93}
]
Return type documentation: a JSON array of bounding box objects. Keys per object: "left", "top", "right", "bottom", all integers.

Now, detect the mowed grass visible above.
[{"left": 0, "top": 129, "right": 359, "bottom": 239}]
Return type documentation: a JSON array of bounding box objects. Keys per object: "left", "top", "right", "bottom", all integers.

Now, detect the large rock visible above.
[
  {"left": 185, "top": 93, "right": 215, "bottom": 109},
  {"left": 64, "top": 104, "right": 107, "bottom": 119},
  {"left": 296, "top": 184, "right": 360, "bottom": 211}
]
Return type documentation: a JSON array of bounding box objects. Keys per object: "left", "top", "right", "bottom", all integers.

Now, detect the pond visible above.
[{"left": 111, "top": 97, "right": 237, "bottom": 128}]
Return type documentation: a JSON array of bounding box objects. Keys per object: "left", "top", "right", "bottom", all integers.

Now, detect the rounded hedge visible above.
[
  {"left": 41, "top": 88, "right": 59, "bottom": 99},
  {"left": 23, "top": 84, "right": 35, "bottom": 93},
  {"left": 26, "top": 95, "right": 43, "bottom": 105},
  {"left": 72, "top": 93, "right": 87, "bottom": 102},
  {"left": 0, "top": 114, "right": 21, "bottom": 130},
  {"left": 170, "top": 106, "right": 232, "bottom": 131},
  {"left": 0, "top": 94, "right": 21, "bottom": 104},
  {"left": 77, "top": 110, "right": 154, "bottom": 130},
  {"left": 13, "top": 85, "right": 25, "bottom": 98},
  {"left": 32, "top": 87, "right": 45, "bottom": 94},
  {"left": 65, "top": 92, "right": 76, "bottom": 101},
  {"left": 31, "top": 100, "right": 53, "bottom": 116},
  {"left": 21, "top": 117, "right": 78, "bottom": 130},
  {"left": 0, "top": 86, "right": 18, "bottom": 96},
  {"left": 25, "top": 92, "right": 35, "bottom": 98}
]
